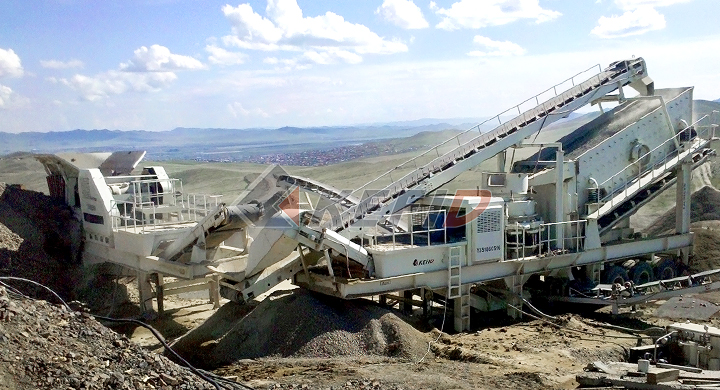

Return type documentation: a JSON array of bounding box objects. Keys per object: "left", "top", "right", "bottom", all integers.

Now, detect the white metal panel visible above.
[
  {"left": 472, "top": 204, "right": 503, "bottom": 263},
  {"left": 370, "top": 244, "right": 453, "bottom": 278}
]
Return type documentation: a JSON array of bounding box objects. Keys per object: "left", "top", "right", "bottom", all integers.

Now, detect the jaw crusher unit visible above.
[{"left": 37, "top": 58, "right": 720, "bottom": 331}]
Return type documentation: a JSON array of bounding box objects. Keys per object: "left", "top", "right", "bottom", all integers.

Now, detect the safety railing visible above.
[
  {"left": 597, "top": 115, "right": 714, "bottom": 210},
  {"left": 507, "top": 220, "right": 586, "bottom": 259},
  {"left": 364, "top": 209, "right": 449, "bottom": 250},
  {"left": 108, "top": 175, "right": 223, "bottom": 232},
  {"left": 329, "top": 59, "right": 645, "bottom": 230},
  {"left": 182, "top": 193, "right": 223, "bottom": 221}
]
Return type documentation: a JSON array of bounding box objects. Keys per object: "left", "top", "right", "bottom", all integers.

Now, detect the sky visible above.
[{"left": 1, "top": 0, "right": 719, "bottom": 133}]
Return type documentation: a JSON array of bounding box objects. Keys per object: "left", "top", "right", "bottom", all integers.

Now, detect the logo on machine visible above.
[{"left": 413, "top": 258, "right": 435, "bottom": 266}]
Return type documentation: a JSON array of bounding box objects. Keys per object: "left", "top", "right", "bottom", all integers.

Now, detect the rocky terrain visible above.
[{"left": 0, "top": 286, "right": 217, "bottom": 390}]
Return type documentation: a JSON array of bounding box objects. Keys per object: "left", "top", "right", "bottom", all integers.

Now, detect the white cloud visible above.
[
  {"left": 0, "top": 84, "right": 13, "bottom": 108},
  {"left": 591, "top": 6, "right": 665, "bottom": 38},
  {"left": 0, "top": 48, "right": 23, "bottom": 78},
  {"left": 434, "top": 0, "right": 561, "bottom": 30},
  {"left": 120, "top": 45, "right": 205, "bottom": 72},
  {"left": 468, "top": 36, "right": 525, "bottom": 57},
  {"left": 40, "top": 59, "right": 84, "bottom": 69},
  {"left": 301, "top": 49, "right": 363, "bottom": 65},
  {"left": 615, "top": 0, "right": 692, "bottom": 9},
  {"left": 206, "top": 45, "right": 247, "bottom": 66},
  {"left": 60, "top": 71, "right": 177, "bottom": 101},
  {"left": 376, "top": 0, "right": 429, "bottom": 29},
  {"left": 228, "top": 101, "right": 269, "bottom": 118},
  {"left": 221, "top": 0, "right": 407, "bottom": 65}
]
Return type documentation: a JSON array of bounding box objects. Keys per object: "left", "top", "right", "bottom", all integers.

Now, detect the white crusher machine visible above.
[{"left": 37, "top": 58, "right": 720, "bottom": 331}]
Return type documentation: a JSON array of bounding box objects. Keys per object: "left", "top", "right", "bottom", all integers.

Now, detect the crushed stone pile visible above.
[
  {"left": 171, "top": 289, "right": 431, "bottom": 369},
  {"left": 644, "top": 185, "right": 720, "bottom": 236},
  {"left": 0, "top": 286, "right": 215, "bottom": 389},
  {"left": 0, "top": 182, "right": 83, "bottom": 300}
]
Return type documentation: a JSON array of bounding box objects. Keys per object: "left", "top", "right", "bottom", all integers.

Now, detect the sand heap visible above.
[{"left": 171, "top": 289, "right": 431, "bottom": 369}]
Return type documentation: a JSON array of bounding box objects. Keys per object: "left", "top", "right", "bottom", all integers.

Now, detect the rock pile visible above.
[{"left": 0, "top": 286, "right": 216, "bottom": 389}]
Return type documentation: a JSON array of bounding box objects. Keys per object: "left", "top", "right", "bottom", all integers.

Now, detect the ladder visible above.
[
  {"left": 448, "top": 246, "right": 463, "bottom": 298},
  {"left": 448, "top": 246, "right": 471, "bottom": 331},
  {"left": 326, "top": 59, "right": 650, "bottom": 233}
]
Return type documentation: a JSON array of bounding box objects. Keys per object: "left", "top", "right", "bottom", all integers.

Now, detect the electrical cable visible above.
[
  {"left": 0, "top": 276, "right": 253, "bottom": 390},
  {"left": 479, "top": 286, "right": 653, "bottom": 340},
  {"left": 416, "top": 292, "right": 448, "bottom": 365}
]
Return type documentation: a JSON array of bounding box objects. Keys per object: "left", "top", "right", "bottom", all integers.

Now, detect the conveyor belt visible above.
[{"left": 327, "top": 59, "right": 650, "bottom": 233}]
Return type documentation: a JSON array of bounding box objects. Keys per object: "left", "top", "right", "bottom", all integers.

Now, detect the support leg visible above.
[
  {"left": 137, "top": 271, "right": 155, "bottom": 316},
  {"left": 402, "top": 290, "right": 414, "bottom": 315},
  {"left": 676, "top": 162, "right": 692, "bottom": 265},
  {"left": 155, "top": 273, "right": 164, "bottom": 316},
  {"left": 209, "top": 274, "right": 221, "bottom": 309},
  {"left": 505, "top": 275, "right": 526, "bottom": 319}
]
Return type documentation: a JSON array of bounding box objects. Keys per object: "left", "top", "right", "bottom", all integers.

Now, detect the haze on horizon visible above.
[{"left": 1, "top": 0, "right": 719, "bottom": 134}]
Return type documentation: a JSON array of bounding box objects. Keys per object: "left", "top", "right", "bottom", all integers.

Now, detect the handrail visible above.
[
  {"left": 508, "top": 220, "right": 586, "bottom": 259},
  {"left": 597, "top": 115, "right": 713, "bottom": 209},
  {"left": 369, "top": 209, "right": 448, "bottom": 250},
  {"left": 346, "top": 63, "right": 602, "bottom": 199}
]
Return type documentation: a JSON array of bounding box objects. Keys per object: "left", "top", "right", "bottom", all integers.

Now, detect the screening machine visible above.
[{"left": 37, "top": 58, "right": 720, "bottom": 331}]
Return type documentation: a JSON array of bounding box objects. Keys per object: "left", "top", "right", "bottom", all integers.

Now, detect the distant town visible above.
[{"left": 188, "top": 141, "right": 424, "bottom": 166}]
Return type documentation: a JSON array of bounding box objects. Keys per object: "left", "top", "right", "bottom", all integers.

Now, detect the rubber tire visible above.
[
  {"left": 602, "top": 265, "right": 629, "bottom": 285},
  {"left": 654, "top": 258, "right": 678, "bottom": 281},
  {"left": 630, "top": 261, "right": 654, "bottom": 285}
]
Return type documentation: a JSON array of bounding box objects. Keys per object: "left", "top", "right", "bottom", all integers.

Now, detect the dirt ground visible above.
[{"left": 104, "top": 278, "right": 719, "bottom": 390}]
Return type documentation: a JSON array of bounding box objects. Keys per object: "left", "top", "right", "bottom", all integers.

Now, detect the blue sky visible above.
[{"left": 1, "top": 0, "right": 719, "bottom": 133}]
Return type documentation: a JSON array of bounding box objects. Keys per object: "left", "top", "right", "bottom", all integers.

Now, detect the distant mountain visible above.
[
  {"left": 0, "top": 121, "right": 477, "bottom": 159},
  {"left": 693, "top": 100, "right": 720, "bottom": 122},
  {"left": 360, "top": 117, "right": 486, "bottom": 127}
]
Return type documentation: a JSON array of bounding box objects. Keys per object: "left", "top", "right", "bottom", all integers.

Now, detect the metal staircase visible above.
[{"left": 326, "top": 59, "right": 650, "bottom": 234}]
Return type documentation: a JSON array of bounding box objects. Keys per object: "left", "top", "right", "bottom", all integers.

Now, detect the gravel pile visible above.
[
  {"left": 0, "top": 285, "right": 216, "bottom": 389},
  {"left": 172, "top": 289, "right": 431, "bottom": 369},
  {"left": 644, "top": 185, "right": 720, "bottom": 236}
]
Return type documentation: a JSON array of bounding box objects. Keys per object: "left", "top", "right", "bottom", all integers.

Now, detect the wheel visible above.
[
  {"left": 653, "top": 258, "right": 678, "bottom": 281},
  {"left": 630, "top": 261, "right": 654, "bottom": 285},
  {"left": 602, "top": 265, "right": 629, "bottom": 285}
]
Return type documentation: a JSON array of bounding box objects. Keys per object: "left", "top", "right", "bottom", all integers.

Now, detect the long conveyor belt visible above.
[{"left": 327, "top": 59, "right": 650, "bottom": 234}]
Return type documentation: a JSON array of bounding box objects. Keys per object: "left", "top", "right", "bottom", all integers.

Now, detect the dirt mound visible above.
[
  {"left": 688, "top": 221, "right": 720, "bottom": 273},
  {"left": 0, "top": 286, "right": 215, "bottom": 389},
  {"left": 645, "top": 185, "right": 720, "bottom": 236},
  {"left": 0, "top": 183, "right": 84, "bottom": 300},
  {"left": 171, "top": 289, "right": 431, "bottom": 368}
]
